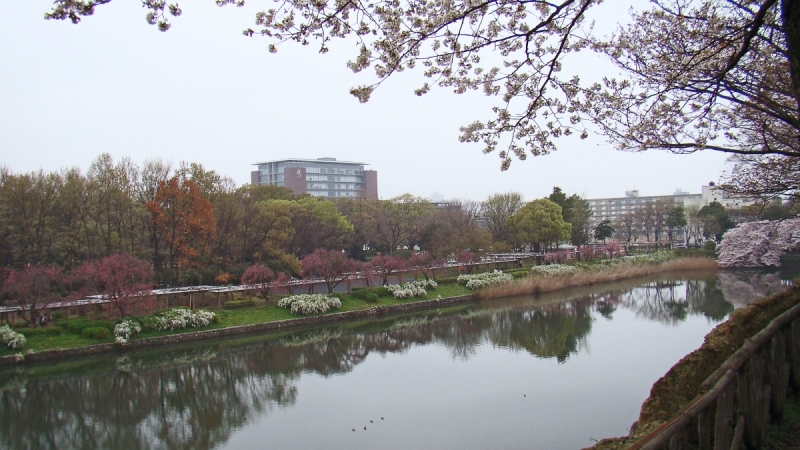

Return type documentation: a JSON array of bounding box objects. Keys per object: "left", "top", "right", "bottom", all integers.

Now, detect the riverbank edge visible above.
[
  {"left": 588, "top": 282, "right": 800, "bottom": 450},
  {"left": 0, "top": 255, "right": 718, "bottom": 369},
  {"left": 0, "top": 294, "right": 476, "bottom": 368}
]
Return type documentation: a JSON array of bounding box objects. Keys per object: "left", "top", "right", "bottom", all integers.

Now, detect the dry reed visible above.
[{"left": 474, "top": 257, "right": 718, "bottom": 300}]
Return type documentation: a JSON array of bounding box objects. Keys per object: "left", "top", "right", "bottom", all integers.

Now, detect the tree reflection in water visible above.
[{"left": 0, "top": 271, "right": 785, "bottom": 450}]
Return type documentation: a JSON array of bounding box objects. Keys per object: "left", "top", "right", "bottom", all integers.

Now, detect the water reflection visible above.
[{"left": 0, "top": 270, "right": 788, "bottom": 450}]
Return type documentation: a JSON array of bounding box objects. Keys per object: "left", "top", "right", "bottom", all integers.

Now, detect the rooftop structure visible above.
[{"left": 251, "top": 158, "right": 378, "bottom": 200}]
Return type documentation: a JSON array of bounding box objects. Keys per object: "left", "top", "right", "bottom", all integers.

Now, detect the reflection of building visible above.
[
  {"left": 587, "top": 184, "right": 753, "bottom": 225},
  {"left": 251, "top": 158, "right": 378, "bottom": 200}
]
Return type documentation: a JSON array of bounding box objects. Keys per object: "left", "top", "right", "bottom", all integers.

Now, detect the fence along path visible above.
[{"left": 628, "top": 300, "right": 800, "bottom": 449}]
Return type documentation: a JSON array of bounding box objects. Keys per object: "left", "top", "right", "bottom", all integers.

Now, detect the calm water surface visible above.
[{"left": 0, "top": 270, "right": 791, "bottom": 450}]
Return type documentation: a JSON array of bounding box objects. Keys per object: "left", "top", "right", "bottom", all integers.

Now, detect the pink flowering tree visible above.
[
  {"left": 369, "top": 254, "right": 407, "bottom": 286},
  {"left": 273, "top": 272, "right": 292, "bottom": 295},
  {"left": 3, "top": 265, "right": 63, "bottom": 326},
  {"left": 455, "top": 250, "right": 479, "bottom": 274},
  {"left": 408, "top": 253, "right": 443, "bottom": 281},
  {"left": 76, "top": 253, "right": 155, "bottom": 318},
  {"left": 604, "top": 241, "right": 623, "bottom": 259},
  {"left": 578, "top": 245, "right": 602, "bottom": 261},
  {"left": 241, "top": 264, "right": 276, "bottom": 301},
  {"left": 300, "top": 249, "right": 356, "bottom": 294},
  {"left": 718, "top": 218, "right": 800, "bottom": 267},
  {"left": 354, "top": 260, "right": 378, "bottom": 287}
]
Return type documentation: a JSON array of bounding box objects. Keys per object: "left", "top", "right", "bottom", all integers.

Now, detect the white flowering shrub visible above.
[
  {"left": 278, "top": 294, "right": 342, "bottom": 315},
  {"left": 530, "top": 264, "right": 579, "bottom": 277},
  {"left": 457, "top": 270, "right": 514, "bottom": 290},
  {"left": 577, "top": 251, "right": 674, "bottom": 269},
  {"left": 387, "top": 280, "right": 438, "bottom": 299},
  {"left": 114, "top": 320, "right": 142, "bottom": 344},
  {"left": 619, "top": 251, "right": 675, "bottom": 265},
  {"left": 718, "top": 218, "right": 800, "bottom": 267},
  {"left": 0, "top": 325, "right": 26, "bottom": 350},
  {"left": 145, "top": 308, "right": 217, "bottom": 332}
]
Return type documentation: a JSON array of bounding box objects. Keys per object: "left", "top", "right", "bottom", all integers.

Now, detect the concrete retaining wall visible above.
[{"left": 0, "top": 294, "right": 475, "bottom": 367}]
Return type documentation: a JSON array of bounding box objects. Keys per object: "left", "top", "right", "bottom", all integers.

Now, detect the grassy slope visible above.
[{"left": 0, "top": 283, "right": 471, "bottom": 356}]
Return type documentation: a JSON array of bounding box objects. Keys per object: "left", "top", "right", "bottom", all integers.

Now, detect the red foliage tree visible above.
[
  {"left": 3, "top": 265, "right": 63, "bottom": 325},
  {"left": 300, "top": 249, "right": 355, "bottom": 294},
  {"left": 76, "top": 253, "right": 154, "bottom": 318},
  {"left": 368, "top": 254, "right": 407, "bottom": 286},
  {"left": 241, "top": 264, "right": 276, "bottom": 301},
  {"left": 145, "top": 176, "right": 216, "bottom": 283}
]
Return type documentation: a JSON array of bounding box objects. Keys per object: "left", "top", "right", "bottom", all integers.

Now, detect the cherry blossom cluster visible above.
[{"left": 718, "top": 218, "right": 800, "bottom": 267}]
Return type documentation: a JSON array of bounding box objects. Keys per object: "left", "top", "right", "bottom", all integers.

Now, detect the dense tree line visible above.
[{"left": 0, "top": 156, "right": 597, "bottom": 289}]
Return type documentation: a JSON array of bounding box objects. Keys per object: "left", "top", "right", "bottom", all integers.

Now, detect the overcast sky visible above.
[{"left": 0, "top": 1, "right": 731, "bottom": 202}]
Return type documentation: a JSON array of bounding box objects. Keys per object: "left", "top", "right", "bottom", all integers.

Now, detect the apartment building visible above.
[{"left": 588, "top": 184, "right": 753, "bottom": 224}]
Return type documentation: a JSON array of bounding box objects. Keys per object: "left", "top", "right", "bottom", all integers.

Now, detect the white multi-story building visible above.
[{"left": 587, "top": 184, "right": 753, "bottom": 225}]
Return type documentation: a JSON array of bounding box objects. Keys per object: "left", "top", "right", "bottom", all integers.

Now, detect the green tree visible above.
[
  {"left": 593, "top": 220, "right": 614, "bottom": 244},
  {"left": 563, "top": 194, "right": 592, "bottom": 246},
  {"left": 665, "top": 206, "right": 688, "bottom": 244},
  {"left": 508, "top": 199, "right": 571, "bottom": 251},
  {"left": 481, "top": 192, "right": 524, "bottom": 246},
  {"left": 335, "top": 197, "right": 380, "bottom": 260},
  {"left": 698, "top": 201, "right": 735, "bottom": 243},
  {"left": 548, "top": 187, "right": 567, "bottom": 209},
  {"left": 281, "top": 196, "right": 353, "bottom": 256}
]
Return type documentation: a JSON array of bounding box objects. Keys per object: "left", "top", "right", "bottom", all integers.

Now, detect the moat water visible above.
[{"left": 0, "top": 270, "right": 792, "bottom": 449}]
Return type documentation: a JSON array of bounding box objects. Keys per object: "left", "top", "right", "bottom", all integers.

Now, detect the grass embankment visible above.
[
  {"left": 477, "top": 254, "right": 718, "bottom": 300},
  {"left": 588, "top": 282, "right": 800, "bottom": 450},
  {"left": 0, "top": 282, "right": 471, "bottom": 357},
  {"left": 1, "top": 252, "right": 717, "bottom": 359}
]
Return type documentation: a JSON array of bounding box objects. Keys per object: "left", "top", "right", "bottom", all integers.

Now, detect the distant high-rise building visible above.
[{"left": 251, "top": 158, "right": 378, "bottom": 200}]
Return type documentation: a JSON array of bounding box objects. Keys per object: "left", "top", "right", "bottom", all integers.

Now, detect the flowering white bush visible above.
[
  {"left": 718, "top": 218, "right": 800, "bottom": 267},
  {"left": 619, "top": 251, "right": 675, "bottom": 265},
  {"left": 579, "top": 251, "right": 674, "bottom": 269},
  {"left": 457, "top": 270, "right": 514, "bottom": 290},
  {"left": 387, "top": 280, "right": 438, "bottom": 299},
  {"left": 147, "top": 308, "right": 217, "bottom": 331},
  {"left": 278, "top": 294, "right": 342, "bottom": 315},
  {"left": 530, "top": 264, "right": 579, "bottom": 277},
  {"left": 114, "top": 320, "right": 142, "bottom": 344},
  {"left": 0, "top": 325, "right": 26, "bottom": 350}
]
